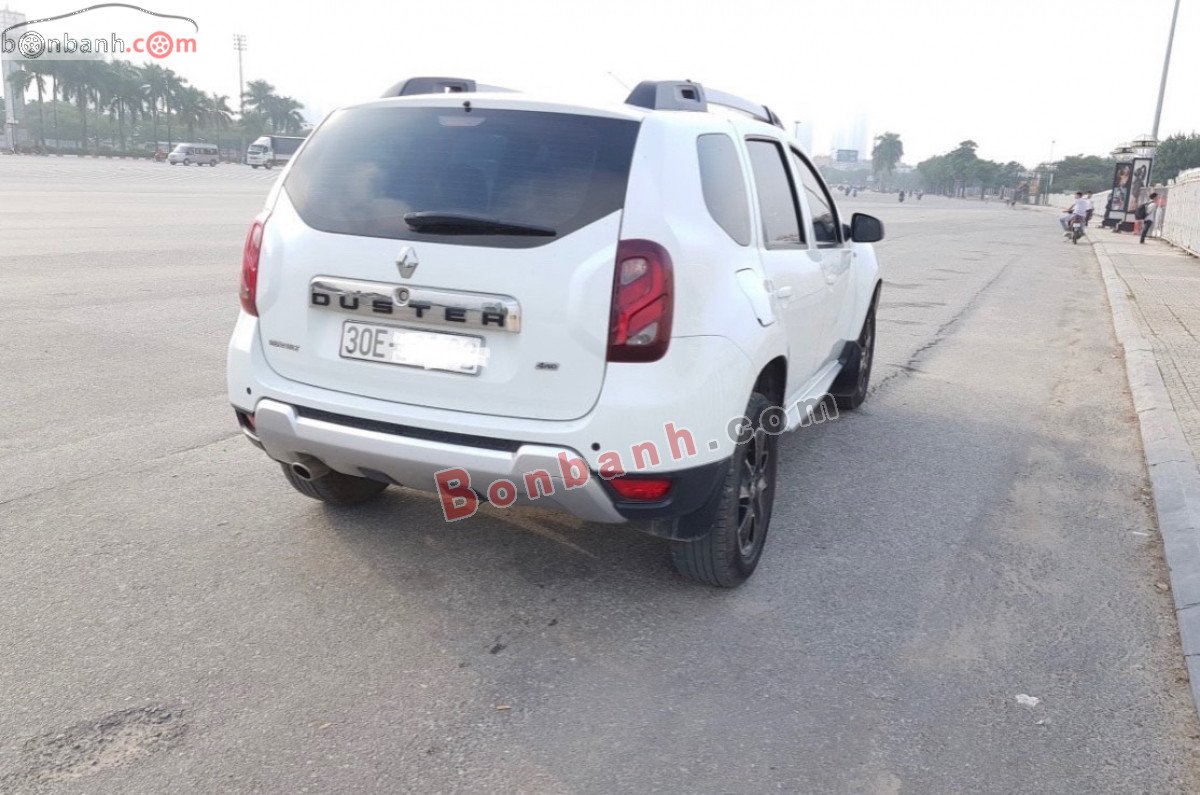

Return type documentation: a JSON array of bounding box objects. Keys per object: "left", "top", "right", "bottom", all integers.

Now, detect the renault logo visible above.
[{"left": 396, "top": 246, "right": 419, "bottom": 279}]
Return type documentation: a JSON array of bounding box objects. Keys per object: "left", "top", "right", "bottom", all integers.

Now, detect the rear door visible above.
[
  {"left": 743, "top": 137, "right": 826, "bottom": 394},
  {"left": 254, "top": 103, "right": 641, "bottom": 421}
]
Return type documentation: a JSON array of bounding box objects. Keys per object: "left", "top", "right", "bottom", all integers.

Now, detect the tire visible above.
[
  {"left": 670, "top": 392, "right": 778, "bottom": 587},
  {"left": 834, "top": 300, "right": 877, "bottom": 411},
  {"left": 251, "top": 164, "right": 259, "bottom": 169},
  {"left": 264, "top": 162, "right": 273, "bottom": 170},
  {"left": 183, "top": 159, "right": 191, "bottom": 166},
  {"left": 280, "top": 463, "right": 388, "bottom": 506}
]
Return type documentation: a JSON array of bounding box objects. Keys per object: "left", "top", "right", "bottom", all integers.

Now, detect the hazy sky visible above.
[{"left": 6, "top": 0, "right": 1198, "bottom": 166}]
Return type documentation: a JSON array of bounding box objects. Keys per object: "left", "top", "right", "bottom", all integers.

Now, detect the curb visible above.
[{"left": 1093, "top": 236, "right": 1200, "bottom": 719}]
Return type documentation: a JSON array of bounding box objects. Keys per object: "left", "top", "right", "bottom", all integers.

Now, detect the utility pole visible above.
[
  {"left": 1152, "top": 0, "right": 1181, "bottom": 140},
  {"left": 233, "top": 34, "right": 247, "bottom": 163}
]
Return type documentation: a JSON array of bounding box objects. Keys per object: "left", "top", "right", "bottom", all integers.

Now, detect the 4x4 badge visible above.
[{"left": 396, "top": 247, "right": 419, "bottom": 278}]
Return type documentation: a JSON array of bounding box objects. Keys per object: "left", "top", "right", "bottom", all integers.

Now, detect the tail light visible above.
[
  {"left": 607, "top": 239, "right": 673, "bottom": 362},
  {"left": 239, "top": 212, "right": 270, "bottom": 316},
  {"left": 609, "top": 476, "right": 672, "bottom": 501}
]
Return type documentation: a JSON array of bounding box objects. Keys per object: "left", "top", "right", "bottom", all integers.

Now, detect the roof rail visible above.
[
  {"left": 624, "top": 80, "right": 783, "bottom": 129},
  {"left": 380, "top": 76, "right": 515, "bottom": 98}
]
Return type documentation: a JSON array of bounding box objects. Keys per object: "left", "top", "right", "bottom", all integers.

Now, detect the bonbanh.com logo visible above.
[{"left": 1, "top": 3, "right": 199, "bottom": 61}]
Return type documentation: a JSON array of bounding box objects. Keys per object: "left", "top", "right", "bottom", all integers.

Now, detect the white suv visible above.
[{"left": 227, "top": 77, "right": 883, "bottom": 586}]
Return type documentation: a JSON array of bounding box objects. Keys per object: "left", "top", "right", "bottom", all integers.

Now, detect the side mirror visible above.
[
  {"left": 850, "top": 213, "right": 884, "bottom": 243},
  {"left": 841, "top": 222, "right": 852, "bottom": 241}
]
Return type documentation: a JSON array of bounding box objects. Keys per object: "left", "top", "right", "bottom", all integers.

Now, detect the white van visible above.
[{"left": 168, "top": 143, "right": 219, "bottom": 166}]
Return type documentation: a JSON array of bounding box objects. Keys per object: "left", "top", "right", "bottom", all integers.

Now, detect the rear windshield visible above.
[{"left": 284, "top": 106, "right": 640, "bottom": 247}]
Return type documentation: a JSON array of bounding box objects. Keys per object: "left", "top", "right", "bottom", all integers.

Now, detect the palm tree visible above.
[
  {"left": 141, "top": 62, "right": 168, "bottom": 149},
  {"left": 106, "top": 61, "right": 143, "bottom": 151},
  {"left": 57, "top": 59, "right": 101, "bottom": 152},
  {"left": 163, "top": 69, "right": 186, "bottom": 147},
  {"left": 5, "top": 65, "right": 43, "bottom": 148},
  {"left": 266, "top": 95, "right": 305, "bottom": 134},
  {"left": 205, "top": 93, "right": 234, "bottom": 132},
  {"left": 39, "top": 60, "right": 66, "bottom": 151},
  {"left": 175, "top": 84, "right": 206, "bottom": 139},
  {"left": 871, "top": 132, "right": 904, "bottom": 191},
  {"left": 242, "top": 79, "right": 276, "bottom": 117}
]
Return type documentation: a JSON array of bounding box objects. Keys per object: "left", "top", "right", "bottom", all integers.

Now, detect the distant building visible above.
[
  {"left": 827, "top": 149, "right": 872, "bottom": 172},
  {"left": 792, "top": 122, "right": 814, "bottom": 154},
  {"left": 833, "top": 113, "right": 871, "bottom": 161},
  {"left": 1, "top": 7, "right": 28, "bottom": 149}
]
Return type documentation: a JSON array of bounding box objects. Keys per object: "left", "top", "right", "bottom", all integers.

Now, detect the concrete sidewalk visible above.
[{"left": 1093, "top": 229, "right": 1200, "bottom": 715}]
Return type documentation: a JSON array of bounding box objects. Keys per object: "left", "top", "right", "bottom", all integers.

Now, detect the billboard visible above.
[
  {"left": 835, "top": 149, "right": 859, "bottom": 163},
  {"left": 1130, "top": 158, "right": 1153, "bottom": 209},
  {"left": 1104, "top": 162, "right": 1133, "bottom": 227}
]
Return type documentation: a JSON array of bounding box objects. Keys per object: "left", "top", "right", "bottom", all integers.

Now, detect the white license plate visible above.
[{"left": 339, "top": 321, "right": 485, "bottom": 375}]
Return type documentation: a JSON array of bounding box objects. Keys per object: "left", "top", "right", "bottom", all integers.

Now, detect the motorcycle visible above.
[{"left": 1069, "top": 214, "right": 1085, "bottom": 244}]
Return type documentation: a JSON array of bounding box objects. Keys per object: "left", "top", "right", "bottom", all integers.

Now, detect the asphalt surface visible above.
[{"left": 1, "top": 157, "right": 1198, "bottom": 793}]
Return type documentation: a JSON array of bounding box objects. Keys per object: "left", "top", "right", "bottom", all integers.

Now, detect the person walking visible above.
[{"left": 1140, "top": 193, "right": 1160, "bottom": 244}]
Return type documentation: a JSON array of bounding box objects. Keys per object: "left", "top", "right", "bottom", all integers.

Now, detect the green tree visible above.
[
  {"left": 1051, "top": 155, "right": 1118, "bottom": 193},
  {"left": 56, "top": 59, "right": 102, "bottom": 152},
  {"left": 175, "top": 83, "right": 206, "bottom": 139},
  {"left": 871, "top": 132, "right": 904, "bottom": 190},
  {"left": 105, "top": 61, "right": 143, "bottom": 151},
  {"left": 205, "top": 93, "right": 234, "bottom": 132},
  {"left": 7, "top": 61, "right": 50, "bottom": 148},
  {"left": 141, "top": 62, "right": 169, "bottom": 147},
  {"left": 242, "top": 79, "right": 276, "bottom": 117},
  {"left": 1155, "top": 133, "right": 1200, "bottom": 182},
  {"left": 946, "top": 140, "right": 979, "bottom": 196}
]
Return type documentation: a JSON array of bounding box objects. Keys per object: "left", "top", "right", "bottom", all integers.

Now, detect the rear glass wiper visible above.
[{"left": 403, "top": 211, "right": 556, "bottom": 237}]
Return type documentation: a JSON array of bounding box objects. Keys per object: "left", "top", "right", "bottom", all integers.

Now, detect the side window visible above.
[
  {"left": 696, "top": 134, "right": 751, "bottom": 246},
  {"left": 790, "top": 149, "right": 841, "bottom": 245},
  {"left": 745, "top": 139, "right": 804, "bottom": 248}
]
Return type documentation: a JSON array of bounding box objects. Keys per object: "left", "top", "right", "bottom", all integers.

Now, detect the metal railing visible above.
[{"left": 1159, "top": 167, "right": 1200, "bottom": 257}]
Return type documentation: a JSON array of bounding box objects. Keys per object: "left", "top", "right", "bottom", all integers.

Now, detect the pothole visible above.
[{"left": 1, "top": 705, "right": 187, "bottom": 790}]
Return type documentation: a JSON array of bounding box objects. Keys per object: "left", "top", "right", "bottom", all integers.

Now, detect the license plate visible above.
[{"left": 339, "top": 321, "right": 485, "bottom": 375}]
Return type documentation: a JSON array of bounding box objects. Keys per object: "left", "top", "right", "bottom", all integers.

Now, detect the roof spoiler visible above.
[
  {"left": 624, "top": 80, "right": 783, "bottom": 129},
  {"left": 381, "top": 76, "right": 515, "bottom": 98}
]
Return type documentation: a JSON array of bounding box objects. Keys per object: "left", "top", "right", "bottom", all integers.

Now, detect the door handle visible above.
[{"left": 773, "top": 286, "right": 794, "bottom": 299}]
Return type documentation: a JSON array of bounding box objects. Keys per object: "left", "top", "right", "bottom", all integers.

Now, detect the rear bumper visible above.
[
  {"left": 249, "top": 398, "right": 626, "bottom": 523},
  {"left": 240, "top": 400, "right": 732, "bottom": 535}
]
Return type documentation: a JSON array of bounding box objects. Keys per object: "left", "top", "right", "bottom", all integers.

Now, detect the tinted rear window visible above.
[
  {"left": 285, "top": 106, "right": 640, "bottom": 247},
  {"left": 697, "top": 134, "right": 751, "bottom": 246}
]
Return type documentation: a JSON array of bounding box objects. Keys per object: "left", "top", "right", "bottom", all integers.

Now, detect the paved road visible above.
[{"left": 1, "top": 157, "right": 1198, "bottom": 793}]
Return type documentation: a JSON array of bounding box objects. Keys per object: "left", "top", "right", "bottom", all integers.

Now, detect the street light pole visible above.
[
  {"left": 1152, "top": 0, "right": 1181, "bottom": 140},
  {"left": 233, "top": 34, "right": 247, "bottom": 164},
  {"left": 233, "top": 34, "right": 247, "bottom": 117}
]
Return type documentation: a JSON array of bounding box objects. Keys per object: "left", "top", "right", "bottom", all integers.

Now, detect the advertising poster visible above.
[
  {"left": 1104, "top": 162, "right": 1133, "bottom": 227},
  {"left": 1130, "top": 158, "right": 1154, "bottom": 209}
]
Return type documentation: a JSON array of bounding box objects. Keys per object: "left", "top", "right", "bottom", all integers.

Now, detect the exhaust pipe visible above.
[{"left": 289, "top": 455, "right": 330, "bottom": 481}]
